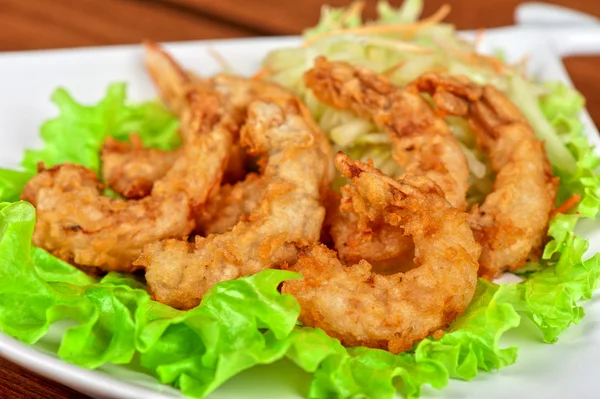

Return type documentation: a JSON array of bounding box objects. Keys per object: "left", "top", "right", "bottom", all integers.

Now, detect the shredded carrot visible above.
[
  {"left": 303, "top": 4, "right": 451, "bottom": 47},
  {"left": 206, "top": 47, "right": 231, "bottom": 72},
  {"left": 359, "top": 36, "right": 433, "bottom": 53},
  {"left": 252, "top": 67, "right": 271, "bottom": 80},
  {"left": 473, "top": 28, "right": 485, "bottom": 49},
  {"left": 382, "top": 61, "right": 406, "bottom": 76},
  {"left": 475, "top": 53, "right": 508, "bottom": 73},
  {"left": 455, "top": 49, "right": 508, "bottom": 74},
  {"left": 433, "top": 35, "right": 508, "bottom": 75},
  {"left": 551, "top": 193, "right": 581, "bottom": 217}
]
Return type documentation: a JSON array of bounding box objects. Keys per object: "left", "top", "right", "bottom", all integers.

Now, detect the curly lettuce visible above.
[
  {"left": 0, "top": 201, "right": 306, "bottom": 398},
  {"left": 511, "top": 81, "right": 600, "bottom": 342},
  {"left": 0, "top": 201, "right": 537, "bottom": 399},
  {"left": 1, "top": 189, "right": 597, "bottom": 399},
  {"left": 0, "top": 1, "right": 599, "bottom": 398},
  {"left": 0, "top": 83, "right": 179, "bottom": 202}
]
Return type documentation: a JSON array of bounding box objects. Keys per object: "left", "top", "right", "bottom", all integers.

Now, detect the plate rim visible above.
[{"left": 0, "top": 31, "right": 599, "bottom": 399}]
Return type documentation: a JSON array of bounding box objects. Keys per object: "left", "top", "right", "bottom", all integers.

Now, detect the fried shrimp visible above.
[
  {"left": 282, "top": 153, "right": 480, "bottom": 353},
  {"left": 138, "top": 98, "right": 332, "bottom": 310},
  {"left": 143, "top": 41, "right": 248, "bottom": 186},
  {"left": 327, "top": 203, "right": 415, "bottom": 274},
  {"left": 145, "top": 41, "right": 333, "bottom": 165},
  {"left": 142, "top": 42, "right": 334, "bottom": 234},
  {"left": 101, "top": 136, "right": 246, "bottom": 199},
  {"left": 21, "top": 163, "right": 193, "bottom": 273},
  {"left": 415, "top": 74, "right": 558, "bottom": 279},
  {"left": 22, "top": 88, "right": 234, "bottom": 273},
  {"left": 195, "top": 173, "right": 266, "bottom": 235},
  {"left": 144, "top": 41, "right": 203, "bottom": 118},
  {"left": 323, "top": 190, "right": 415, "bottom": 274},
  {"left": 304, "top": 57, "right": 471, "bottom": 269},
  {"left": 305, "top": 56, "right": 470, "bottom": 210},
  {"left": 101, "top": 135, "right": 182, "bottom": 199}
]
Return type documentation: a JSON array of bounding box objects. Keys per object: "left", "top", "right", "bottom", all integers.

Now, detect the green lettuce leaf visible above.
[
  {"left": 2, "top": 196, "right": 597, "bottom": 399},
  {"left": 30, "top": 246, "right": 96, "bottom": 286},
  {"left": 294, "top": 329, "right": 448, "bottom": 399},
  {"left": 509, "top": 81, "right": 600, "bottom": 342},
  {"left": 0, "top": 170, "right": 32, "bottom": 203},
  {"left": 415, "top": 280, "right": 520, "bottom": 381},
  {"left": 0, "top": 199, "right": 517, "bottom": 398},
  {"left": 0, "top": 83, "right": 179, "bottom": 202},
  {"left": 539, "top": 81, "right": 585, "bottom": 120},
  {"left": 0, "top": 201, "right": 308, "bottom": 398}
]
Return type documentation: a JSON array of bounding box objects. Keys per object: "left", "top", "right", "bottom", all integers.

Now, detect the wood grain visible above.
[
  {"left": 0, "top": 0, "right": 252, "bottom": 51},
  {"left": 0, "top": 357, "right": 88, "bottom": 399},
  {"left": 167, "top": 0, "right": 600, "bottom": 33},
  {"left": 565, "top": 56, "right": 600, "bottom": 125},
  {"left": 1, "top": 1, "right": 600, "bottom": 398}
]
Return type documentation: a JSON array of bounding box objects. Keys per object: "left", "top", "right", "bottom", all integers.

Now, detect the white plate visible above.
[{"left": 2, "top": 21, "right": 600, "bottom": 399}]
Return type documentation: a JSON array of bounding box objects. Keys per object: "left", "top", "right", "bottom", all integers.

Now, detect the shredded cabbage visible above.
[{"left": 263, "top": 0, "right": 579, "bottom": 202}]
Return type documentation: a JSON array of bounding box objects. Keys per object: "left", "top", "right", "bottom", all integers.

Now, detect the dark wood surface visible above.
[{"left": 1, "top": 1, "right": 600, "bottom": 398}]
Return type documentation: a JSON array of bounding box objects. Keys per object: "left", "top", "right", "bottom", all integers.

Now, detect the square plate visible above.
[{"left": 1, "top": 31, "right": 600, "bottom": 399}]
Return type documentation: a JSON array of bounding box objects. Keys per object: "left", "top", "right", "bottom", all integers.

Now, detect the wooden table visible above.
[{"left": 1, "top": 0, "right": 599, "bottom": 398}]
